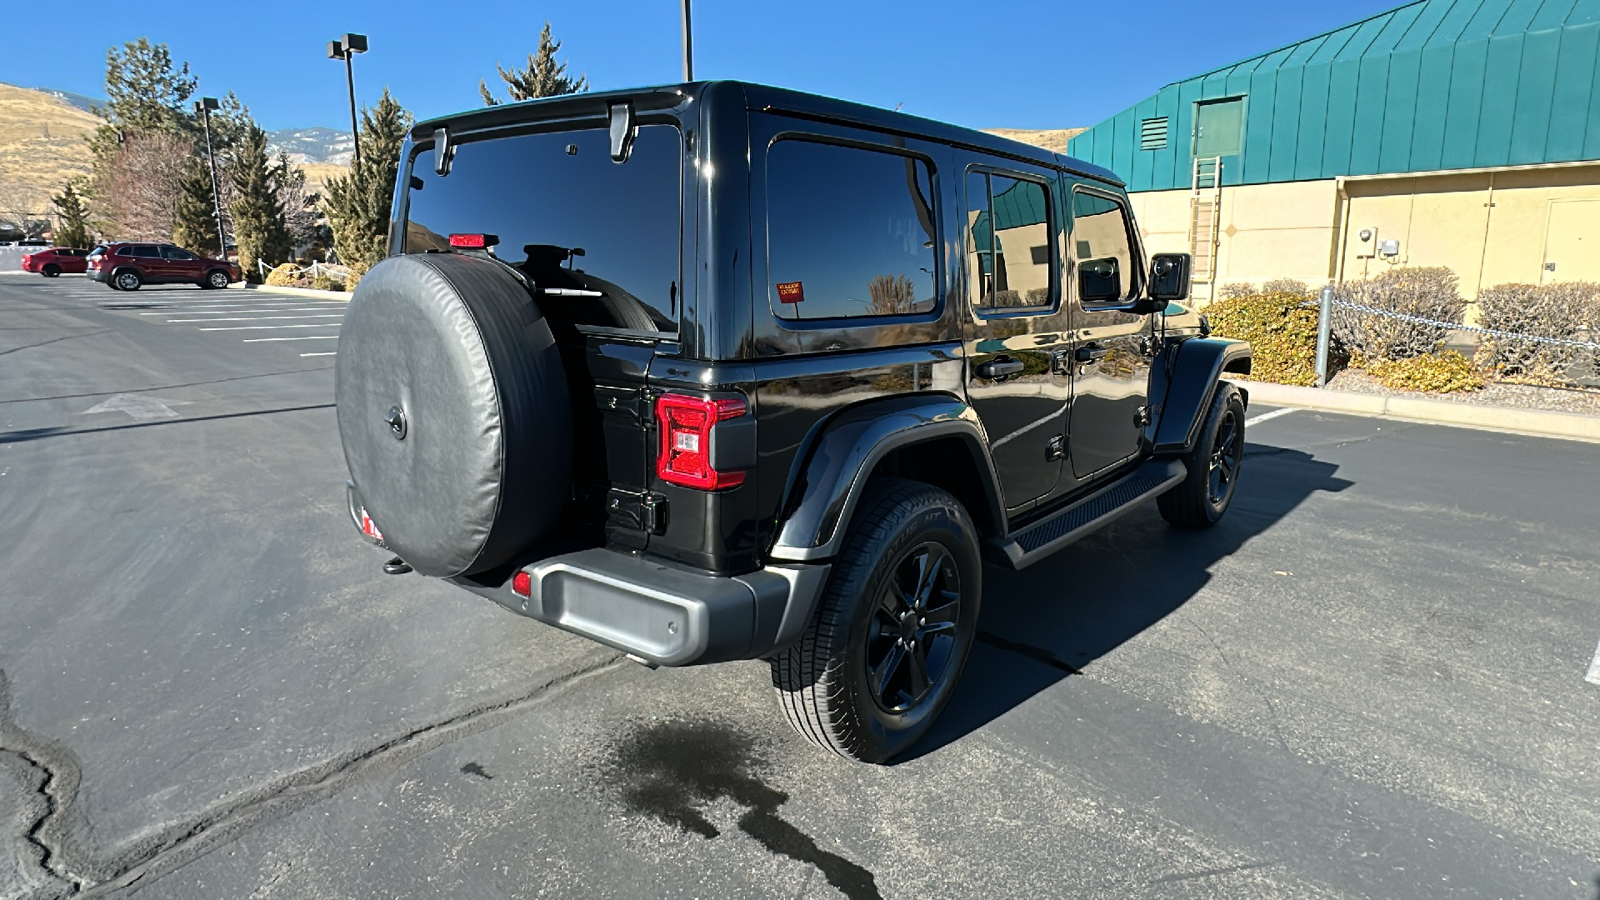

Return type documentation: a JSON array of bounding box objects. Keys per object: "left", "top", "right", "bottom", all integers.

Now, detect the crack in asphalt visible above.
[
  {"left": 83, "top": 650, "right": 629, "bottom": 897},
  {"left": 0, "top": 670, "right": 88, "bottom": 897},
  {"left": 1149, "top": 858, "right": 1277, "bottom": 884},
  {"left": 0, "top": 330, "right": 114, "bottom": 358},
  {"left": 0, "top": 366, "right": 334, "bottom": 406},
  {"left": 0, "top": 652, "right": 628, "bottom": 898}
]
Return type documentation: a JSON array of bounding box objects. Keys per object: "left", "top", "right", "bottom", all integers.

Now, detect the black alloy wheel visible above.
[
  {"left": 865, "top": 541, "right": 962, "bottom": 714},
  {"left": 42, "top": 264, "right": 60, "bottom": 277},
  {"left": 1207, "top": 405, "right": 1242, "bottom": 506},
  {"left": 1158, "top": 382, "right": 1246, "bottom": 529},
  {"left": 770, "top": 478, "right": 981, "bottom": 763}
]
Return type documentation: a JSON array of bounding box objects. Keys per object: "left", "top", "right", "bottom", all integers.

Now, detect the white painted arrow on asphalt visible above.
[{"left": 79, "top": 394, "right": 193, "bottom": 420}]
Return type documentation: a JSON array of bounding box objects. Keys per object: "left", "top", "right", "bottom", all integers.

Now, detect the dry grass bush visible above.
[
  {"left": 1262, "top": 278, "right": 1312, "bottom": 298},
  {"left": 1368, "top": 350, "right": 1485, "bottom": 393},
  {"left": 1474, "top": 281, "right": 1600, "bottom": 384},
  {"left": 1218, "top": 282, "right": 1256, "bottom": 300},
  {"left": 1333, "top": 267, "right": 1464, "bottom": 362},
  {"left": 1205, "top": 291, "right": 1321, "bottom": 386},
  {"left": 264, "top": 263, "right": 312, "bottom": 288}
]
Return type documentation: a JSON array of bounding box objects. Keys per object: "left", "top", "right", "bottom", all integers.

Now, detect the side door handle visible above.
[
  {"left": 976, "top": 357, "right": 1025, "bottom": 379},
  {"left": 1075, "top": 343, "right": 1109, "bottom": 363}
]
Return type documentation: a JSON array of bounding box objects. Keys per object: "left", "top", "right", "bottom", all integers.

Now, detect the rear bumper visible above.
[{"left": 346, "top": 482, "right": 828, "bottom": 667}]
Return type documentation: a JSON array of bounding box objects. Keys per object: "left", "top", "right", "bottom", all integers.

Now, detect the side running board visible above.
[{"left": 985, "top": 458, "right": 1187, "bottom": 570}]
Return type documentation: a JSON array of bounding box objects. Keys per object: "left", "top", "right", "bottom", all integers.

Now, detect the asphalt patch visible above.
[{"left": 591, "top": 718, "right": 881, "bottom": 900}]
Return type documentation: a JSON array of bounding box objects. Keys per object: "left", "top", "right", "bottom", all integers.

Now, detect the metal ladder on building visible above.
[{"left": 1188, "top": 157, "right": 1223, "bottom": 297}]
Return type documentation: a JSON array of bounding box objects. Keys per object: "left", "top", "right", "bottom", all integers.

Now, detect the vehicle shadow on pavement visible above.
[{"left": 907, "top": 442, "right": 1351, "bottom": 761}]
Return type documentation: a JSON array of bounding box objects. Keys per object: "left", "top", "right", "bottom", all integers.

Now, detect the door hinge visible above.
[
  {"left": 1046, "top": 435, "right": 1066, "bottom": 461},
  {"left": 607, "top": 489, "right": 669, "bottom": 535}
]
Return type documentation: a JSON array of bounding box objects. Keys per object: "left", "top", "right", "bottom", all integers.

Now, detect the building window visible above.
[
  {"left": 765, "top": 139, "right": 939, "bottom": 321},
  {"left": 1140, "top": 117, "right": 1169, "bottom": 151}
]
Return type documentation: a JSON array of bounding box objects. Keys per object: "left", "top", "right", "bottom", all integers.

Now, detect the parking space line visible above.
[
  {"left": 1246, "top": 408, "right": 1296, "bottom": 427},
  {"left": 300, "top": 352, "right": 337, "bottom": 357},
  {"left": 200, "top": 324, "right": 341, "bottom": 331},
  {"left": 242, "top": 335, "right": 340, "bottom": 342},
  {"left": 1586, "top": 641, "right": 1600, "bottom": 686},
  {"left": 169, "top": 315, "right": 344, "bottom": 323}
]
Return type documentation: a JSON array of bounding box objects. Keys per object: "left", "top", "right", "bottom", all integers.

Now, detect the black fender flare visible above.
[
  {"left": 768, "top": 395, "right": 1006, "bottom": 563},
  {"left": 1150, "top": 337, "right": 1252, "bottom": 455}
]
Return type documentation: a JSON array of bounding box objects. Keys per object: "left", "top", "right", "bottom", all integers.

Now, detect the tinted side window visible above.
[
  {"left": 966, "top": 171, "right": 1054, "bottom": 311},
  {"left": 765, "top": 140, "right": 937, "bottom": 321},
  {"left": 1071, "top": 190, "right": 1138, "bottom": 304},
  {"left": 114, "top": 246, "right": 133, "bottom": 256},
  {"left": 132, "top": 245, "right": 160, "bottom": 258},
  {"left": 162, "top": 246, "right": 195, "bottom": 259},
  {"left": 406, "top": 125, "right": 682, "bottom": 333}
]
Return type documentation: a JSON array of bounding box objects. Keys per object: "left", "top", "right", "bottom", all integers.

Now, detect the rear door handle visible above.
[
  {"left": 976, "top": 357, "right": 1025, "bottom": 379},
  {"left": 1076, "top": 344, "right": 1109, "bottom": 363}
]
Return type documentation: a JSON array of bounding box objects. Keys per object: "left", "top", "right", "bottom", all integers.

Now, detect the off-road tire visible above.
[
  {"left": 1158, "top": 383, "right": 1245, "bottom": 529},
  {"left": 770, "top": 477, "right": 981, "bottom": 764}
]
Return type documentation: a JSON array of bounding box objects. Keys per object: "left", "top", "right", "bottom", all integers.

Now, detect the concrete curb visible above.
[
  {"left": 1230, "top": 378, "right": 1600, "bottom": 444},
  {"left": 242, "top": 283, "right": 350, "bottom": 300}
]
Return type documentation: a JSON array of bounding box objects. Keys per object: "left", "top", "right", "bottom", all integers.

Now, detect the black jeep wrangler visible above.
[{"left": 336, "top": 82, "right": 1250, "bottom": 763}]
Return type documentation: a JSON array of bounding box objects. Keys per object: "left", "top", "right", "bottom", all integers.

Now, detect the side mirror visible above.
[{"left": 1148, "top": 253, "right": 1192, "bottom": 303}]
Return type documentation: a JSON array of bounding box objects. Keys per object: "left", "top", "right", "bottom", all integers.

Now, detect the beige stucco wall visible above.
[
  {"left": 1124, "top": 162, "right": 1600, "bottom": 303},
  {"left": 1340, "top": 165, "right": 1600, "bottom": 295}
]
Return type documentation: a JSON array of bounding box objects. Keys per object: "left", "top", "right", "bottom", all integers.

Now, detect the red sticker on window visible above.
[{"left": 776, "top": 281, "right": 805, "bottom": 304}]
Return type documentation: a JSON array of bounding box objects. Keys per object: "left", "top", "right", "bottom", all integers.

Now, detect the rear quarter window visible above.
[
  {"left": 763, "top": 139, "right": 938, "bottom": 322},
  {"left": 405, "top": 124, "right": 683, "bottom": 334}
]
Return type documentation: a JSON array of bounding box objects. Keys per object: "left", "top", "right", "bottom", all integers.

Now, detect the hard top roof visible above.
[{"left": 413, "top": 80, "right": 1124, "bottom": 188}]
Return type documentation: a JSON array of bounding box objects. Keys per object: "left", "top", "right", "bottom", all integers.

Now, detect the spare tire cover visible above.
[{"left": 336, "top": 253, "right": 571, "bottom": 577}]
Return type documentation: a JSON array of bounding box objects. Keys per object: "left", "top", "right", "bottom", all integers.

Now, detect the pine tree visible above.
[
  {"left": 325, "top": 89, "right": 411, "bottom": 271},
  {"left": 90, "top": 39, "right": 199, "bottom": 159},
  {"left": 88, "top": 39, "right": 202, "bottom": 240},
  {"left": 229, "top": 125, "right": 292, "bottom": 277},
  {"left": 51, "top": 181, "right": 93, "bottom": 249},
  {"left": 478, "top": 23, "right": 587, "bottom": 106},
  {"left": 172, "top": 159, "right": 221, "bottom": 256}
]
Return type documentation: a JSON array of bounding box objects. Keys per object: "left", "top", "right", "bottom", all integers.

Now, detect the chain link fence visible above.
[{"left": 1312, "top": 284, "right": 1600, "bottom": 387}]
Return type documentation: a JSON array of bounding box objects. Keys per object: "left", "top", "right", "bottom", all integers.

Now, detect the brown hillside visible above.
[
  {"left": 0, "top": 84, "right": 101, "bottom": 215},
  {"left": 981, "top": 128, "right": 1089, "bottom": 154}
]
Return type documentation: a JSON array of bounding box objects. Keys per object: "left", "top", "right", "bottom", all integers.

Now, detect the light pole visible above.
[
  {"left": 194, "top": 97, "right": 227, "bottom": 257},
  {"left": 326, "top": 33, "right": 368, "bottom": 165},
  {"left": 681, "top": 0, "right": 694, "bottom": 81}
]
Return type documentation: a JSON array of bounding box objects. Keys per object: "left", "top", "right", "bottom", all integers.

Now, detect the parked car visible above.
[
  {"left": 87, "top": 242, "right": 241, "bottom": 290},
  {"left": 22, "top": 247, "right": 89, "bottom": 277},
  {"left": 16, "top": 238, "right": 49, "bottom": 247},
  {"left": 333, "top": 82, "right": 1252, "bottom": 763}
]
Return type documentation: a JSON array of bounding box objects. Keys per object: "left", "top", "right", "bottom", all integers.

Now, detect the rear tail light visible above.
[{"left": 655, "top": 394, "right": 748, "bottom": 490}]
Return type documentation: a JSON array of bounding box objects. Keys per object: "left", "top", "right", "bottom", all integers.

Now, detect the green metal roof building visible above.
[{"left": 1067, "top": 0, "right": 1600, "bottom": 191}]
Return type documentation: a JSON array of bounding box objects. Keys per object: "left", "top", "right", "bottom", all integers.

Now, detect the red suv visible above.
[
  {"left": 87, "top": 242, "right": 242, "bottom": 291},
  {"left": 21, "top": 247, "right": 90, "bottom": 277}
]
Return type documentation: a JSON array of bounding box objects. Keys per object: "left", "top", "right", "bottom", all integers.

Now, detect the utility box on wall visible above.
[{"left": 1355, "top": 227, "right": 1378, "bottom": 259}]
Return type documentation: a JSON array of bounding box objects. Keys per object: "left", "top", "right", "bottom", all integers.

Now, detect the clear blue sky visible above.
[{"left": 0, "top": 0, "right": 1402, "bottom": 133}]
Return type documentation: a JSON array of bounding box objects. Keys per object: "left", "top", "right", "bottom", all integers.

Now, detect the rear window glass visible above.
[
  {"left": 765, "top": 140, "right": 938, "bottom": 321},
  {"left": 406, "top": 124, "right": 682, "bottom": 333}
]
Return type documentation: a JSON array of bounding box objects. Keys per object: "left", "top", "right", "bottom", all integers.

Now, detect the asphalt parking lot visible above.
[{"left": 2, "top": 272, "right": 1597, "bottom": 899}]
